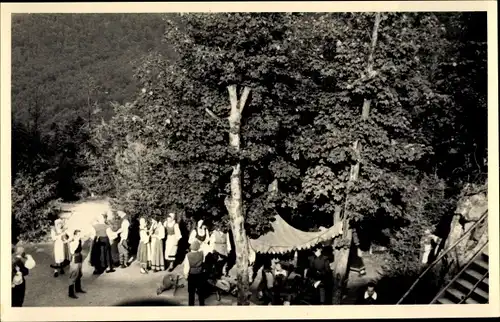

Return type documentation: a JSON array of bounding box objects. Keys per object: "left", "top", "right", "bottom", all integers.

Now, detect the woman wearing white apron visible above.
[
  {"left": 137, "top": 217, "right": 152, "bottom": 274},
  {"left": 164, "top": 213, "right": 182, "bottom": 272},
  {"left": 209, "top": 229, "right": 231, "bottom": 275},
  {"left": 150, "top": 218, "right": 165, "bottom": 272},
  {"left": 188, "top": 220, "right": 211, "bottom": 258},
  {"left": 50, "top": 219, "right": 69, "bottom": 277}
]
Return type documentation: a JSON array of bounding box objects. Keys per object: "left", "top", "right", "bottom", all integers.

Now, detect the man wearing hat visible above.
[
  {"left": 183, "top": 241, "right": 206, "bottom": 306},
  {"left": 116, "top": 211, "right": 131, "bottom": 268}
]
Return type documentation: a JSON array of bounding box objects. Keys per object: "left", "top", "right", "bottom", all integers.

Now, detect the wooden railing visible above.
[
  {"left": 429, "top": 240, "right": 488, "bottom": 304},
  {"left": 396, "top": 211, "right": 488, "bottom": 305}
]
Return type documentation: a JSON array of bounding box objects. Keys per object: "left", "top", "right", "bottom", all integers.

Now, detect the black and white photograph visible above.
[{"left": 1, "top": 1, "right": 498, "bottom": 320}]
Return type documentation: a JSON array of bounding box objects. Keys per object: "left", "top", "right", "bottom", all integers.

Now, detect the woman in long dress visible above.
[
  {"left": 107, "top": 212, "right": 121, "bottom": 267},
  {"left": 137, "top": 217, "right": 152, "bottom": 274},
  {"left": 150, "top": 218, "right": 165, "bottom": 272},
  {"left": 164, "top": 213, "right": 182, "bottom": 272},
  {"left": 188, "top": 220, "right": 211, "bottom": 257},
  {"left": 50, "top": 219, "right": 69, "bottom": 277},
  {"left": 90, "top": 213, "right": 114, "bottom": 274}
]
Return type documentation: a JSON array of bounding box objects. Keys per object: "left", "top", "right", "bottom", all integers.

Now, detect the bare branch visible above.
[
  {"left": 224, "top": 196, "right": 231, "bottom": 212},
  {"left": 238, "top": 86, "right": 251, "bottom": 113},
  {"left": 367, "top": 12, "right": 382, "bottom": 74},
  {"left": 205, "top": 107, "right": 220, "bottom": 120},
  {"left": 227, "top": 85, "right": 238, "bottom": 113}
]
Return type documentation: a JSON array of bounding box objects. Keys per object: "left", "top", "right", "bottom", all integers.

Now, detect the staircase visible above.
[{"left": 435, "top": 246, "right": 489, "bottom": 304}]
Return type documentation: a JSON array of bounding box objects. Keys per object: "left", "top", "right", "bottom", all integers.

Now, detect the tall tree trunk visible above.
[
  {"left": 225, "top": 85, "right": 251, "bottom": 305},
  {"left": 332, "top": 12, "right": 381, "bottom": 304}
]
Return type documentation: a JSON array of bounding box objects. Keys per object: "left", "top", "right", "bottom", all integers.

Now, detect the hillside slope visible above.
[{"left": 11, "top": 13, "right": 171, "bottom": 129}]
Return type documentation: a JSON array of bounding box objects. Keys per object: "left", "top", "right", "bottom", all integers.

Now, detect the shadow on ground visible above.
[{"left": 115, "top": 298, "right": 182, "bottom": 306}]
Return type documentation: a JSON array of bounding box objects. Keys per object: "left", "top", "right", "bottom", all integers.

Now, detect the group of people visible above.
[
  {"left": 255, "top": 246, "right": 380, "bottom": 305},
  {"left": 83, "top": 209, "right": 242, "bottom": 306},
  {"left": 13, "top": 208, "right": 381, "bottom": 306},
  {"left": 135, "top": 215, "right": 236, "bottom": 276},
  {"left": 12, "top": 217, "right": 85, "bottom": 306},
  {"left": 88, "top": 210, "right": 131, "bottom": 274},
  {"left": 48, "top": 217, "right": 87, "bottom": 299}
]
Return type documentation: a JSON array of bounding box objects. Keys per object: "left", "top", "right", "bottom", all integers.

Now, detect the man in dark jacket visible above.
[
  {"left": 304, "top": 246, "right": 333, "bottom": 304},
  {"left": 183, "top": 241, "right": 205, "bottom": 306}
]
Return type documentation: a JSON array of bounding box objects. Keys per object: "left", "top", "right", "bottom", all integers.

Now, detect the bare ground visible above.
[{"left": 20, "top": 198, "right": 382, "bottom": 306}]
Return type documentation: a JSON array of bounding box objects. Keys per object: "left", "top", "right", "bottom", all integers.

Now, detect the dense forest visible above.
[
  {"left": 11, "top": 13, "right": 167, "bottom": 239},
  {"left": 11, "top": 13, "right": 487, "bottom": 304}
]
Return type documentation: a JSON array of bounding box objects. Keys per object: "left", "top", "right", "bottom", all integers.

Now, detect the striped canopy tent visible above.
[{"left": 249, "top": 215, "right": 344, "bottom": 255}]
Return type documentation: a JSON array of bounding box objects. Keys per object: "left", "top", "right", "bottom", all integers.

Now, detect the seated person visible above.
[{"left": 156, "top": 274, "right": 183, "bottom": 295}]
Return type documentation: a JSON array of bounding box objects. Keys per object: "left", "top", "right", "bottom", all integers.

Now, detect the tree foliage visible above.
[
  {"left": 90, "top": 12, "right": 487, "bottom": 248},
  {"left": 12, "top": 12, "right": 487, "bottom": 291}
]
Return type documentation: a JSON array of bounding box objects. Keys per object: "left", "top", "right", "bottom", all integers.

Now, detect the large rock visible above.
[
  {"left": 445, "top": 215, "right": 463, "bottom": 250},
  {"left": 445, "top": 183, "right": 488, "bottom": 267},
  {"left": 454, "top": 185, "right": 487, "bottom": 222}
]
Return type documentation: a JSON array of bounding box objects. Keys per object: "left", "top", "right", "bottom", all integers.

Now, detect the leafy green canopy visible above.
[{"left": 88, "top": 13, "right": 485, "bottom": 244}]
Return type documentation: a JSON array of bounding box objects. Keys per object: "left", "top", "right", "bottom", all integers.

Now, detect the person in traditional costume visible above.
[
  {"left": 68, "top": 229, "right": 86, "bottom": 299},
  {"left": 156, "top": 273, "right": 183, "bottom": 295},
  {"left": 11, "top": 246, "right": 35, "bottom": 307},
  {"left": 50, "top": 219, "right": 70, "bottom": 277},
  {"left": 116, "top": 211, "right": 131, "bottom": 268},
  {"left": 209, "top": 228, "right": 232, "bottom": 276},
  {"left": 163, "top": 213, "right": 182, "bottom": 272},
  {"left": 90, "top": 213, "right": 114, "bottom": 274},
  {"left": 420, "top": 229, "right": 441, "bottom": 265},
  {"left": 150, "top": 218, "right": 165, "bottom": 272},
  {"left": 189, "top": 220, "right": 211, "bottom": 258},
  {"left": 304, "top": 246, "right": 332, "bottom": 305},
  {"left": 107, "top": 211, "right": 121, "bottom": 267},
  {"left": 137, "top": 217, "right": 152, "bottom": 274},
  {"left": 357, "top": 281, "right": 379, "bottom": 304},
  {"left": 183, "top": 241, "right": 206, "bottom": 306}
]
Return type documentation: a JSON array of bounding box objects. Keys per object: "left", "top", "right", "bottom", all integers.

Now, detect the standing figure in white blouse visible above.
[
  {"left": 209, "top": 228, "right": 232, "bottom": 276},
  {"left": 137, "top": 217, "right": 152, "bottom": 274},
  {"left": 164, "top": 213, "right": 182, "bottom": 272},
  {"left": 50, "top": 219, "right": 70, "bottom": 277},
  {"left": 116, "top": 211, "right": 130, "bottom": 268},
  {"left": 189, "top": 220, "right": 211, "bottom": 257},
  {"left": 150, "top": 218, "right": 165, "bottom": 272}
]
